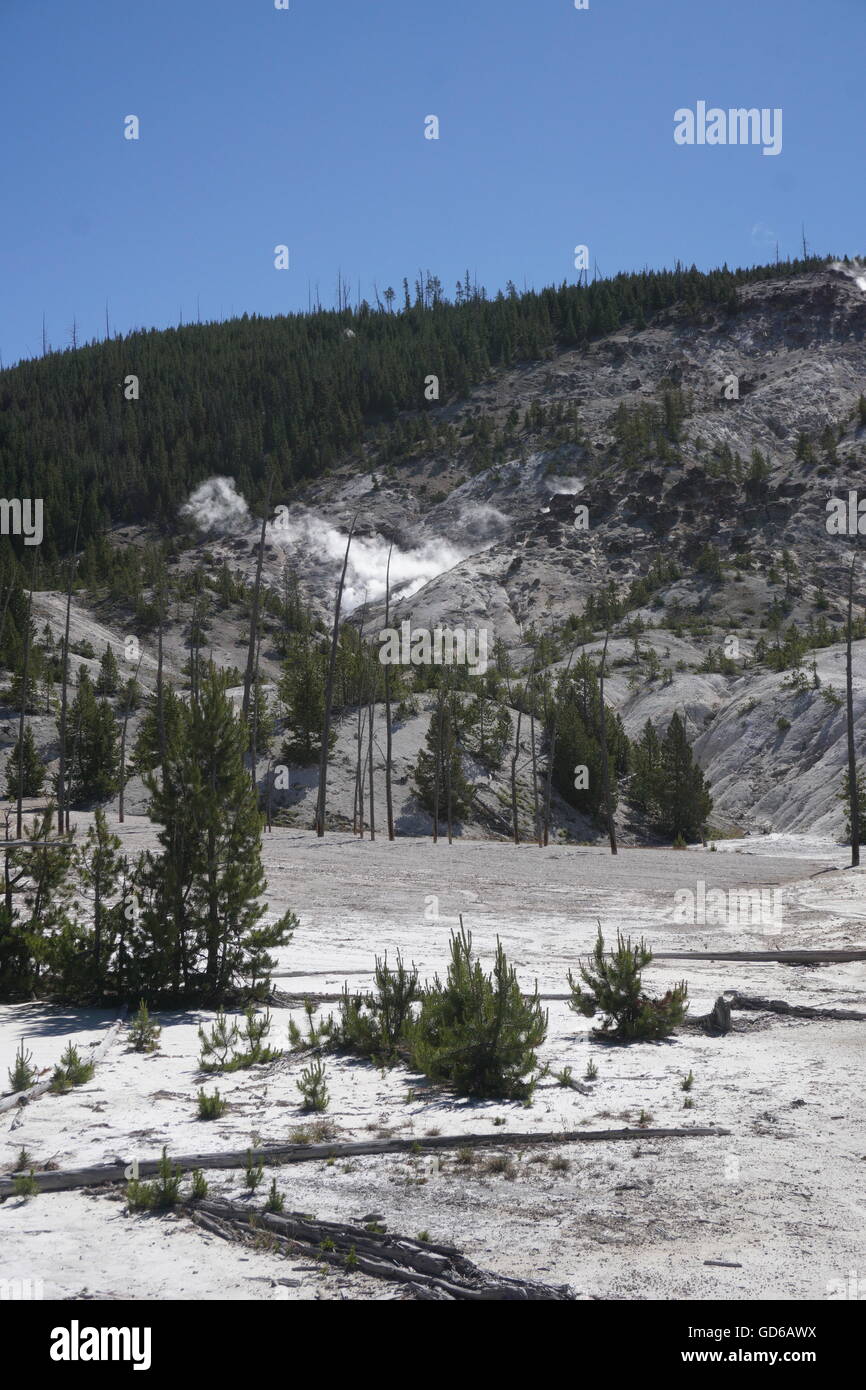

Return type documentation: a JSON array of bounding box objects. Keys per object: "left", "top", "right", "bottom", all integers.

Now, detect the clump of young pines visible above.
[
  {"left": 567, "top": 928, "right": 688, "bottom": 1041},
  {"left": 409, "top": 924, "right": 547, "bottom": 1100},
  {"left": 198, "top": 1006, "right": 281, "bottom": 1073},
  {"left": 197, "top": 1088, "right": 227, "bottom": 1120},
  {"left": 337, "top": 952, "right": 419, "bottom": 1065},
  {"left": 126, "top": 1148, "right": 183, "bottom": 1211},
  {"left": 128, "top": 1000, "right": 161, "bottom": 1053},
  {"left": 49, "top": 1042, "right": 94, "bottom": 1093}
]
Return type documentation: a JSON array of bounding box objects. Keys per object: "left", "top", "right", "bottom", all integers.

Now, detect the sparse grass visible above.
[
  {"left": 289, "top": 1118, "right": 337, "bottom": 1145},
  {"left": 416, "top": 1230, "right": 430, "bottom": 1243},
  {"left": 364, "top": 1221, "right": 386, "bottom": 1234},
  {"left": 637, "top": 1109, "right": 653, "bottom": 1127},
  {"left": 455, "top": 1146, "right": 476, "bottom": 1166},
  {"left": 550, "top": 1154, "right": 571, "bottom": 1173},
  {"left": 485, "top": 1154, "right": 517, "bottom": 1179},
  {"left": 683, "top": 1097, "right": 695, "bottom": 1109},
  {"left": 492, "top": 1115, "right": 506, "bottom": 1126}
]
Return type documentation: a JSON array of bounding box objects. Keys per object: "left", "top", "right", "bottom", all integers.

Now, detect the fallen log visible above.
[
  {"left": 651, "top": 949, "right": 866, "bottom": 964},
  {"left": 188, "top": 1197, "right": 574, "bottom": 1300},
  {"left": 0, "top": 1010, "right": 127, "bottom": 1115},
  {"left": 725, "top": 991, "right": 866, "bottom": 1022},
  {"left": 0, "top": 1124, "right": 730, "bottom": 1198}
]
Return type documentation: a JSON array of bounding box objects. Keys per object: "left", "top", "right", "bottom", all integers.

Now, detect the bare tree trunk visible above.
[
  {"left": 118, "top": 656, "right": 143, "bottom": 823},
  {"left": 383, "top": 546, "right": 395, "bottom": 840},
  {"left": 58, "top": 506, "right": 82, "bottom": 833},
  {"left": 511, "top": 707, "right": 523, "bottom": 845},
  {"left": 242, "top": 473, "right": 274, "bottom": 731},
  {"left": 598, "top": 632, "right": 618, "bottom": 856},
  {"left": 368, "top": 685, "right": 376, "bottom": 841},
  {"left": 156, "top": 583, "right": 167, "bottom": 779},
  {"left": 315, "top": 518, "right": 356, "bottom": 836},
  {"left": 529, "top": 704, "right": 542, "bottom": 847},
  {"left": 354, "top": 704, "right": 366, "bottom": 836},
  {"left": 847, "top": 559, "right": 860, "bottom": 868},
  {"left": 15, "top": 565, "right": 35, "bottom": 839}
]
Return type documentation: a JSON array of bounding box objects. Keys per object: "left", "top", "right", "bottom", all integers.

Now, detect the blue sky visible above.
[{"left": 1, "top": 0, "right": 864, "bottom": 366}]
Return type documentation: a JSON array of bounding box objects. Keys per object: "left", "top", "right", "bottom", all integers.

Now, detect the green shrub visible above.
[
  {"left": 567, "top": 929, "right": 688, "bottom": 1041},
  {"left": 409, "top": 925, "right": 547, "bottom": 1100},
  {"left": 337, "top": 951, "right": 419, "bottom": 1065},
  {"left": 191, "top": 1168, "right": 209, "bottom": 1199},
  {"left": 198, "top": 1010, "right": 240, "bottom": 1071},
  {"left": 198, "top": 1007, "right": 282, "bottom": 1073},
  {"left": 128, "top": 1000, "right": 161, "bottom": 1053}
]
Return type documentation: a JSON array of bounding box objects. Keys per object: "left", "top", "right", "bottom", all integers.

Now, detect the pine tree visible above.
[
  {"left": 4, "top": 726, "right": 45, "bottom": 799},
  {"left": 137, "top": 667, "right": 297, "bottom": 999},
  {"left": 568, "top": 928, "right": 688, "bottom": 1041},
  {"left": 64, "top": 667, "right": 119, "bottom": 805},
  {"left": 409, "top": 924, "right": 547, "bottom": 1099},
  {"left": 76, "top": 809, "right": 124, "bottom": 993},
  {"left": 414, "top": 688, "right": 474, "bottom": 827},
  {"left": 655, "top": 712, "right": 713, "bottom": 841},
  {"left": 95, "top": 643, "right": 119, "bottom": 696},
  {"left": 278, "top": 634, "right": 328, "bottom": 763}
]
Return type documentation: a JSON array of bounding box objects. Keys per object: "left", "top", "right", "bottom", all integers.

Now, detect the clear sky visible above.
[{"left": 1, "top": 0, "right": 864, "bottom": 366}]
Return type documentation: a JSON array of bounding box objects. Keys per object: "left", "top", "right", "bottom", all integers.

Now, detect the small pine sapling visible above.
[
  {"left": 198, "top": 1011, "right": 240, "bottom": 1072},
  {"left": 197, "top": 1088, "right": 227, "bottom": 1120},
  {"left": 337, "top": 951, "right": 419, "bottom": 1066},
  {"left": 8, "top": 1041, "right": 37, "bottom": 1093},
  {"left": 128, "top": 1000, "right": 161, "bottom": 1053},
  {"left": 265, "top": 1177, "right": 284, "bottom": 1213},
  {"left": 297, "top": 1059, "right": 329, "bottom": 1113},
  {"left": 244, "top": 1150, "right": 265, "bottom": 1192},
  {"left": 191, "top": 1168, "right": 209, "bottom": 1199},
  {"left": 567, "top": 927, "right": 688, "bottom": 1041}
]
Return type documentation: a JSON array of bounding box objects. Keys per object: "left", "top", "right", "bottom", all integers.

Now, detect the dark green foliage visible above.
[
  {"left": 135, "top": 668, "right": 296, "bottom": 999},
  {"left": 191, "top": 1168, "right": 209, "bottom": 1199},
  {"left": 839, "top": 766, "right": 866, "bottom": 844},
  {"left": 337, "top": 952, "right": 419, "bottom": 1065},
  {"left": 198, "top": 1006, "right": 281, "bottom": 1072},
  {"left": 413, "top": 687, "right": 475, "bottom": 825},
  {"left": 551, "top": 654, "right": 628, "bottom": 821},
  {"left": 629, "top": 713, "right": 712, "bottom": 841},
  {"left": 0, "top": 256, "right": 828, "bottom": 564},
  {"left": 63, "top": 667, "right": 119, "bottom": 804},
  {"left": 567, "top": 929, "right": 688, "bottom": 1040},
  {"left": 409, "top": 925, "right": 547, "bottom": 1100},
  {"left": 4, "top": 726, "right": 45, "bottom": 798},
  {"left": 12, "top": 1171, "right": 39, "bottom": 1199},
  {"left": 95, "top": 643, "right": 119, "bottom": 696},
  {"left": 265, "top": 1177, "right": 284, "bottom": 1213}
]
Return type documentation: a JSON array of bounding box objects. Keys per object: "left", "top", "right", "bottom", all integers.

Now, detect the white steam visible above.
[
  {"left": 181, "top": 476, "right": 251, "bottom": 532},
  {"left": 829, "top": 259, "right": 866, "bottom": 294},
  {"left": 270, "top": 506, "right": 465, "bottom": 612},
  {"left": 179, "top": 476, "right": 484, "bottom": 615}
]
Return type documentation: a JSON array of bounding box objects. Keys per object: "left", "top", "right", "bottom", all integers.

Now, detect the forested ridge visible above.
[{"left": 0, "top": 254, "right": 833, "bottom": 562}]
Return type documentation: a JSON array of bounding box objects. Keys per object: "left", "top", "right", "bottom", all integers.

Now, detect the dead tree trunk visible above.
[
  {"left": 511, "top": 707, "right": 522, "bottom": 845},
  {"left": 15, "top": 563, "right": 35, "bottom": 839},
  {"left": 118, "top": 656, "right": 143, "bottom": 823},
  {"left": 597, "top": 632, "right": 618, "bottom": 856},
  {"left": 846, "top": 558, "right": 860, "bottom": 867},
  {"left": 384, "top": 546, "right": 395, "bottom": 840},
  {"left": 57, "top": 506, "right": 82, "bottom": 833},
  {"left": 315, "top": 517, "right": 356, "bottom": 836},
  {"left": 242, "top": 473, "right": 273, "bottom": 730}
]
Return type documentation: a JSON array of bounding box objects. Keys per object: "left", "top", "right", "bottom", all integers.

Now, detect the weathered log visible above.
[
  {"left": 189, "top": 1197, "right": 575, "bottom": 1301},
  {"left": 0, "top": 1124, "right": 730, "bottom": 1198},
  {"left": 652, "top": 949, "right": 866, "bottom": 964},
  {"left": 0, "top": 1011, "right": 126, "bottom": 1115},
  {"left": 725, "top": 991, "right": 866, "bottom": 1022},
  {"left": 686, "top": 995, "right": 733, "bottom": 1034}
]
